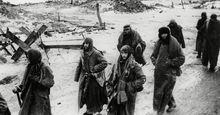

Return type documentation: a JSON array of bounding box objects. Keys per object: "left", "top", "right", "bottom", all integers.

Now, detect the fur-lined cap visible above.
[
  {"left": 81, "top": 37, "right": 93, "bottom": 50},
  {"left": 159, "top": 26, "right": 170, "bottom": 35},
  {"left": 211, "top": 14, "right": 217, "bottom": 20}
]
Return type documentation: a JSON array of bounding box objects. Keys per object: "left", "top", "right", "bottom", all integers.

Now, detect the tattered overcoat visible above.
[
  {"left": 18, "top": 63, "right": 54, "bottom": 115},
  {"left": 74, "top": 48, "right": 108, "bottom": 111},
  {"left": 107, "top": 55, "right": 146, "bottom": 115}
]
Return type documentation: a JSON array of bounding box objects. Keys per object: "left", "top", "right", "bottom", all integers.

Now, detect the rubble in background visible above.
[{"left": 114, "top": 0, "right": 154, "bottom": 13}]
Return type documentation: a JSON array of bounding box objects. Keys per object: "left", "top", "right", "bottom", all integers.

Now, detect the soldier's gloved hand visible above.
[
  {"left": 29, "top": 75, "right": 40, "bottom": 83},
  {"left": 166, "top": 58, "right": 172, "bottom": 66}
]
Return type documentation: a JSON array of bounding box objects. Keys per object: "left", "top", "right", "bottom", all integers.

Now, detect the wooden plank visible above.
[
  {"left": 5, "top": 28, "right": 30, "bottom": 52},
  {"left": 11, "top": 25, "right": 47, "bottom": 61},
  {"left": 19, "top": 27, "right": 31, "bottom": 36},
  {"left": 11, "top": 31, "right": 37, "bottom": 61},
  {"left": 37, "top": 25, "right": 47, "bottom": 36},
  {"left": 44, "top": 44, "right": 81, "bottom": 49},
  {"left": 0, "top": 46, "right": 12, "bottom": 55}
]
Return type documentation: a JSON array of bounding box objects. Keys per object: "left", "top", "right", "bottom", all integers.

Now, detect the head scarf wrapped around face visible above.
[
  {"left": 168, "top": 19, "right": 177, "bottom": 28},
  {"left": 27, "top": 49, "right": 42, "bottom": 65},
  {"left": 120, "top": 45, "right": 131, "bottom": 54},
  {"left": 120, "top": 45, "right": 132, "bottom": 61},
  {"left": 81, "top": 37, "right": 93, "bottom": 51},
  {"left": 158, "top": 26, "right": 170, "bottom": 44},
  {"left": 201, "top": 12, "right": 207, "bottom": 19}
]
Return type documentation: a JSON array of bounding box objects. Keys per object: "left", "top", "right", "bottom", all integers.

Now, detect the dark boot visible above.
[
  {"left": 166, "top": 104, "right": 176, "bottom": 113},
  {"left": 83, "top": 112, "right": 93, "bottom": 115},
  {"left": 209, "top": 67, "right": 216, "bottom": 72},
  {"left": 196, "top": 52, "right": 201, "bottom": 58}
]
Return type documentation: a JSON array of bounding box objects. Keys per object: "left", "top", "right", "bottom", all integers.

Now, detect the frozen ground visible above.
[{"left": 0, "top": 1, "right": 220, "bottom": 115}]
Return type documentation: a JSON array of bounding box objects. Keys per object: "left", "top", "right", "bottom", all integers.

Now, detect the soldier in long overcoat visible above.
[
  {"left": 168, "top": 20, "right": 185, "bottom": 48},
  {"left": 13, "top": 49, "right": 54, "bottom": 115},
  {"left": 74, "top": 38, "right": 108, "bottom": 115},
  {"left": 107, "top": 45, "right": 146, "bottom": 115},
  {"left": 201, "top": 14, "right": 220, "bottom": 72},
  {"left": 117, "top": 25, "right": 146, "bottom": 66},
  {"left": 196, "top": 12, "right": 207, "bottom": 58},
  {"left": 151, "top": 27, "right": 185, "bottom": 115}
]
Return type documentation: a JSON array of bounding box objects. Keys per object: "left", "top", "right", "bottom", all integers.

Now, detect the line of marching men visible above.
[{"left": 0, "top": 12, "right": 220, "bottom": 115}]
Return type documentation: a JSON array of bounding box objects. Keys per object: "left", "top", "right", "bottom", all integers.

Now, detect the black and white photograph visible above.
[{"left": 0, "top": 0, "right": 220, "bottom": 115}]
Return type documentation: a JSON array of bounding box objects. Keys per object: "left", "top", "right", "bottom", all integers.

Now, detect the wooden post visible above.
[
  {"left": 58, "top": 12, "right": 60, "bottom": 22},
  {"left": 171, "top": 1, "right": 174, "bottom": 8},
  {"left": 19, "top": 27, "right": 31, "bottom": 36},
  {"left": 181, "top": 0, "right": 185, "bottom": 9},
  {"left": 96, "top": 3, "right": 103, "bottom": 29}
]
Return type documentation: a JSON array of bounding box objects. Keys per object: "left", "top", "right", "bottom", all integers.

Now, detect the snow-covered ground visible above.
[{"left": 0, "top": 1, "right": 220, "bottom": 115}]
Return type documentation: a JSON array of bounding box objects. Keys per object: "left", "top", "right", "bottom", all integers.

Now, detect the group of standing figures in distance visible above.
[
  {"left": 196, "top": 12, "right": 220, "bottom": 72},
  {"left": 0, "top": 12, "right": 219, "bottom": 115}
]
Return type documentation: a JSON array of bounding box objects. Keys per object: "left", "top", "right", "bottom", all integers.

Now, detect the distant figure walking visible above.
[
  {"left": 151, "top": 27, "right": 185, "bottom": 115},
  {"left": 196, "top": 12, "right": 207, "bottom": 58},
  {"left": 74, "top": 38, "right": 108, "bottom": 115},
  {"left": 117, "top": 25, "right": 146, "bottom": 66},
  {"left": 168, "top": 19, "right": 185, "bottom": 48},
  {"left": 201, "top": 14, "right": 220, "bottom": 72}
]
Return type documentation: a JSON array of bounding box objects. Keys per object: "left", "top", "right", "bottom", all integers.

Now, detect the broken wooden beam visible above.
[
  {"left": 77, "top": 25, "right": 99, "bottom": 28},
  {"left": 11, "top": 25, "right": 47, "bottom": 61},
  {"left": 42, "top": 39, "right": 83, "bottom": 50},
  {"left": 0, "top": 46, "right": 12, "bottom": 55},
  {"left": 44, "top": 44, "right": 81, "bottom": 49},
  {"left": 19, "top": 27, "right": 31, "bottom": 36},
  {"left": 11, "top": 31, "right": 37, "bottom": 61},
  {"left": 36, "top": 25, "right": 48, "bottom": 36},
  {"left": 5, "top": 28, "right": 30, "bottom": 52}
]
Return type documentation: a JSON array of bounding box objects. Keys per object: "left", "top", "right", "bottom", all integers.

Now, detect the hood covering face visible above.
[
  {"left": 158, "top": 26, "right": 171, "bottom": 44},
  {"left": 81, "top": 37, "right": 93, "bottom": 51},
  {"left": 208, "top": 14, "right": 218, "bottom": 33},
  {"left": 120, "top": 45, "right": 131, "bottom": 54},
  {"left": 120, "top": 45, "right": 132, "bottom": 61},
  {"left": 27, "top": 49, "right": 42, "bottom": 65},
  {"left": 211, "top": 14, "right": 217, "bottom": 20},
  {"left": 168, "top": 19, "right": 178, "bottom": 28},
  {"left": 201, "top": 12, "right": 207, "bottom": 20}
]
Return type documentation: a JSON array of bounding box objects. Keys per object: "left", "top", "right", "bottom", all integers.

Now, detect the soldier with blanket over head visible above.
[
  {"left": 107, "top": 45, "right": 146, "bottom": 115},
  {"left": 13, "top": 49, "right": 54, "bottom": 115}
]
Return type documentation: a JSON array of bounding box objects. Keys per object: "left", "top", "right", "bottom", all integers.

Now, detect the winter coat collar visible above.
[{"left": 80, "top": 48, "right": 95, "bottom": 57}]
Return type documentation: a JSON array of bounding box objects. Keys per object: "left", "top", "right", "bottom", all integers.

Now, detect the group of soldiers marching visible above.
[{"left": 0, "top": 12, "right": 220, "bottom": 115}]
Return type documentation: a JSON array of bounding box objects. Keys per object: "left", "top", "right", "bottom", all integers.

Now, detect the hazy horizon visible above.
[{"left": 3, "top": 0, "right": 47, "bottom": 5}]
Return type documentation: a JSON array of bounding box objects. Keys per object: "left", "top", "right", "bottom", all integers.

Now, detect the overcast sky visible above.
[{"left": 4, "top": 0, "right": 47, "bottom": 5}]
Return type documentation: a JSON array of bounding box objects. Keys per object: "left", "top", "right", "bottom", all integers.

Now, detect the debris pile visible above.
[
  {"left": 114, "top": 0, "right": 154, "bottom": 13},
  {"left": 0, "top": 6, "right": 20, "bottom": 19},
  {"left": 0, "top": 75, "right": 18, "bottom": 85}
]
